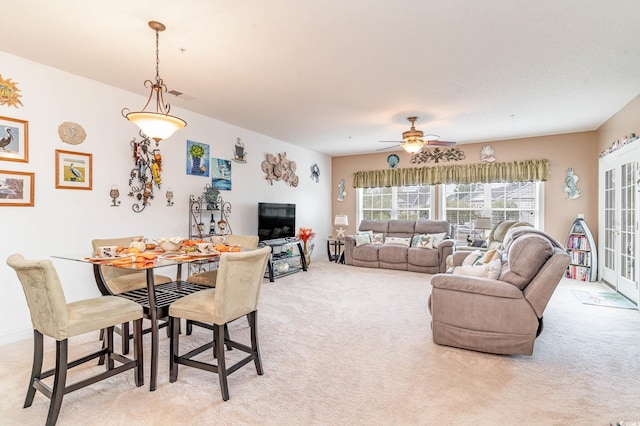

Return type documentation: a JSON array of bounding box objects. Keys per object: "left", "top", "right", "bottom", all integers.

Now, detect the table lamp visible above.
[
  {"left": 334, "top": 214, "right": 349, "bottom": 240},
  {"left": 474, "top": 217, "right": 492, "bottom": 240}
]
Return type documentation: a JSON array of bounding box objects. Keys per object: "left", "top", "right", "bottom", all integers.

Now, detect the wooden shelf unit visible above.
[{"left": 565, "top": 216, "right": 597, "bottom": 282}]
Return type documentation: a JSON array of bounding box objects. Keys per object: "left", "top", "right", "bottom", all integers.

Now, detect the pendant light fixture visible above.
[{"left": 122, "top": 21, "right": 186, "bottom": 143}]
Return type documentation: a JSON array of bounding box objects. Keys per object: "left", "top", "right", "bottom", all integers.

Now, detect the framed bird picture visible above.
[
  {"left": 0, "top": 115, "right": 28, "bottom": 163},
  {"left": 55, "top": 149, "right": 92, "bottom": 190}
]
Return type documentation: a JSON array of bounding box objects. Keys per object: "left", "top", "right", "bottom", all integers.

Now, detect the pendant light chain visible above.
[{"left": 155, "top": 29, "right": 161, "bottom": 84}]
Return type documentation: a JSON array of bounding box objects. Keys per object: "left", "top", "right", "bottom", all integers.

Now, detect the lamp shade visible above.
[
  {"left": 401, "top": 141, "right": 425, "bottom": 154},
  {"left": 125, "top": 111, "right": 187, "bottom": 142},
  {"left": 334, "top": 214, "right": 349, "bottom": 226},
  {"left": 474, "top": 217, "right": 492, "bottom": 230}
]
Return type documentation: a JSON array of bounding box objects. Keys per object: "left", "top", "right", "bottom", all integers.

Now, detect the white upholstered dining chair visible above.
[{"left": 169, "top": 246, "right": 271, "bottom": 401}]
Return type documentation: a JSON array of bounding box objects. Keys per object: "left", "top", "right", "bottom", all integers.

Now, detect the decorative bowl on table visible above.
[{"left": 155, "top": 237, "right": 186, "bottom": 253}]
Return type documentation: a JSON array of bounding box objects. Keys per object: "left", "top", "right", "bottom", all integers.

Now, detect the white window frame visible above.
[
  {"left": 439, "top": 181, "right": 544, "bottom": 242},
  {"left": 356, "top": 185, "right": 435, "bottom": 223}
]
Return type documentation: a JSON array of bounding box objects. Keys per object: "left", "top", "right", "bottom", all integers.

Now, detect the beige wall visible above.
[{"left": 332, "top": 131, "right": 598, "bottom": 244}]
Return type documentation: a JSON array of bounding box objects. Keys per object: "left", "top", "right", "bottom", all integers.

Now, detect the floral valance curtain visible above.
[{"left": 352, "top": 159, "right": 550, "bottom": 188}]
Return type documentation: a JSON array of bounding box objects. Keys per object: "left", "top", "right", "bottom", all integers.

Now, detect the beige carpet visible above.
[{"left": 1, "top": 260, "right": 639, "bottom": 425}]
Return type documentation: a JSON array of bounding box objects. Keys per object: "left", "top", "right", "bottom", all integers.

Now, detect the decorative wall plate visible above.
[
  {"left": 387, "top": 154, "right": 399, "bottom": 169},
  {"left": 58, "top": 122, "right": 87, "bottom": 145}
]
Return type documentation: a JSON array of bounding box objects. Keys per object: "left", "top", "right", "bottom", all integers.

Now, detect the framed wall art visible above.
[
  {"left": 211, "top": 157, "right": 232, "bottom": 190},
  {"left": 55, "top": 149, "right": 92, "bottom": 190},
  {"left": 0, "top": 115, "right": 29, "bottom": 163},
  {"left": 0, "top": 170, "right": 34, "bottom": 206},
  {"left": 186, "top": 140, "right": 210, "bottom": 176}
]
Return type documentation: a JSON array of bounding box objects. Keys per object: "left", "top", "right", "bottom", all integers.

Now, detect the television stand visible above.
[{"left": 260, "top": 239, "right": 307, "bottom": 282}]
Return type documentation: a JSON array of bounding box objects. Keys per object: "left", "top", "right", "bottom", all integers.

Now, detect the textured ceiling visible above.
[{"left": 2, "top": 1, "right": 640, "bottom": 156}]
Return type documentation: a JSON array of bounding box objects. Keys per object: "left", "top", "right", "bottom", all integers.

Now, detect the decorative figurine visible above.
[
  {"left": 480, "top": 144, "right": 496, "bottom": 163},
  {"left": 232, "top": 138, "right": 247, "bottom": 163},
  {"left": 562, "top": 168, "right": 581, "bottom": 200},
  {"left": 337, "top": 179, "right": 347, "bottom": 201}
]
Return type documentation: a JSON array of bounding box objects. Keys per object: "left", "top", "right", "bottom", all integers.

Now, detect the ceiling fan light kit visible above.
[{"left": 379, "top": 116, "right": 456, "bottom": 153}]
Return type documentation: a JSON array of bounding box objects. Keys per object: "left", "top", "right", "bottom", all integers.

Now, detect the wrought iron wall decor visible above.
[
  {"left": 410, "top": 147, "right": 466, "bottom": 164},
  {"left": 261, "top": 152, "right": 299, "bottom": 186},
  {"left": 128, "top": 133, "right": 163, "bottom": 212}
]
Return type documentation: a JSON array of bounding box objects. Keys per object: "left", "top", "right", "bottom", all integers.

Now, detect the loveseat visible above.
[{"left": 344, "top": 219, "right": 454, "bottom": 273}]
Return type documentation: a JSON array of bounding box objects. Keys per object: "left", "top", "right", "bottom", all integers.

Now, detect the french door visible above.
[{"left": 598, "top": 144, "right": 640, "bottom": 305}]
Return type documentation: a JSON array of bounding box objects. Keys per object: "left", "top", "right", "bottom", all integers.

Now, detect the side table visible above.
[{"left": 326, "top": 239, "right": 345, "bottom": 263}]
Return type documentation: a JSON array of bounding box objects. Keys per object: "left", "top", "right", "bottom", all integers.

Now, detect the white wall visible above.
[{"left": 0, "top": 51, "right": 331, "bottom": 345}]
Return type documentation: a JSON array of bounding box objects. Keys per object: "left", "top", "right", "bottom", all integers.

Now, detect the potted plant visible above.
[{"left": 189, "top": 144, "right": 205, "bottom": 174}]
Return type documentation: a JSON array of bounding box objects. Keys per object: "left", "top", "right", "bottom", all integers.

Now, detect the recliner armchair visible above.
[{"left": 429, "top": 228, "right": 570, "bottom": 355}]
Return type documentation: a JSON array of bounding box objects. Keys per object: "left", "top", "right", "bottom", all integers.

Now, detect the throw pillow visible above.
[
  {"left": 354, "top": 233, "right": 372, "bottom": 247},
  {"left": 370, "top": 233, "right": 384, "bottom": 245},
  {"left": 411, "top": 232, "right": 447, "bottom": 249},
  {"left": 384, "top": 237, "right": 411, "bottom": 247},
  {"left": 453, "top": 257, "right": 501, "bottom": 280},
  {"left": 462, "top": 249, "right": 484, "bottom": 266}
]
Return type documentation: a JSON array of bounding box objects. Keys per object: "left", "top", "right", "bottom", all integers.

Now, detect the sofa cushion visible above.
[
  {"left": 408, "top": 247, "right": 440, "bottom": 266},
  {"left": 352, "top": 244, "right": 380, "bottom": 262},
  {"left": 384, "top": 237, "right": 411, "bottom": 247},
  {"left": 379, "top": 244, "right": 408, "bottom": 263},
  {"left": 500, "top": 234, "right": 554, "bottom": 289},
  {"left": 354, "top": 233, "right": 371, "bottom": 247},
  {"left": 453, "top": 257, "right": 502, "bottom": 279},
  {"left": 415, "top": 219, "right": 451, "bottom": 237},
  {"left": 359, "top": 220, "right": 389, "bottom": 234},
  {"left": 388, "top": 220, "right": 416, "bottom": 238}
]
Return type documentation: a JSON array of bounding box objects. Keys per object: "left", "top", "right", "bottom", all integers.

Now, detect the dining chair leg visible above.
[
  {"left": 121, "top": 321, "right": 130, "bottom": 355},
  {"left": 248, "top": 311, "right": 264, "bottom": 375},
  {"left": 169, "top": 317, "right": 180, "bottom": 383},
  {"left": 214, "top": 324, "right": 230, "bottom": 401},
  {"left": 105, "top": 326, "right": 115, "bottom": 370},
  {"left": 47, "top": 339, "right": 69, "bottom": 426},
  {"left": 24, "top": 330, "right": 43, "bottom": 408},
  {"left": 133, "top": 318, "right": 144, "bottom": 387}
]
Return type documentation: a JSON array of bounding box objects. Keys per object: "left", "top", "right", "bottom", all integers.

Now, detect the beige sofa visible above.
[
  {"left": 344, "top": 219, "right": 454, "bottom": 273},
  {"left": 429, "top": 228, "right": 570, "bottom": 355}
]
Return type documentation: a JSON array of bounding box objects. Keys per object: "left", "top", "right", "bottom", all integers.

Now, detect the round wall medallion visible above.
[
  {"left": 387, "top": 154, "right": 400, "bottom": 169},
  {"left": 58, "top": 122, "right": 87, "bottom": 145}
]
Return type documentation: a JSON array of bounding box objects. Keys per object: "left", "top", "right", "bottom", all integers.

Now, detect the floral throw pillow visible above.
[{"left": 370, "top": 233, "right": 384, "bottom": 245}]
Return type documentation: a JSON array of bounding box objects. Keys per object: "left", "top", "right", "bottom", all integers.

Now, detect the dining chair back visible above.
[
  {"left": 7, "top": 254, "right": 144, "bottom": 426},
  {"left": 186, "top": 234, "right": 260, "bottom": 288},
  {"left": 169, "top": 246, "right": 271, "bottom": 400},
  {"left": 91, "top": 236, "right": 173, "bottom": 354}
]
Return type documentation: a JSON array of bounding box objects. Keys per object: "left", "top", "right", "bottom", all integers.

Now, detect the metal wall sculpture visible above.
[
  {"left": 128, "top": 133, "right": 163, "bottom": 212},
  {"left": 261, "top": 152, "right": 299, "bottom": 186},
  {"left": 410, "top": 147, "right": 466, "bottom": 164}
]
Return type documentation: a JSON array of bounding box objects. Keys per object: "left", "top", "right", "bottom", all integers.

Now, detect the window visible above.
[
  {"left": 359, "top": 185, "right": 433, "bottom": 221},
  {"left": 356, "top": 182, "right": 543, "bottom": 243},
  {"left": 442, "top": 182, "right": 542, "bottom": 242}
]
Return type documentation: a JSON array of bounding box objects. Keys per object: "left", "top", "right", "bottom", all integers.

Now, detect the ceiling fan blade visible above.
[
  {"left": 426, "top": 140, "right": 456, "bottom": 147},
  {"left": 376, "top": 144, "right": 401, "bottom": 151},
  {"left": 379, "top": 140, "right": 404, "bottom": 143}
]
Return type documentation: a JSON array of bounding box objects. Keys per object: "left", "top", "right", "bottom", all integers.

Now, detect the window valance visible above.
[{"left": 352, "top": 159, "right": 550, "bottom": 188}]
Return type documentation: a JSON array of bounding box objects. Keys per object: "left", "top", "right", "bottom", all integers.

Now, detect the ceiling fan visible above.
[{"left": 378, "top": 117, "right": 456, "bottom": 153}]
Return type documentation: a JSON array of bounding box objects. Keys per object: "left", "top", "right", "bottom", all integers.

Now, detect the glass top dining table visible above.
[{"left": 53, "top": 252, "right": 220, "bottom": 391}]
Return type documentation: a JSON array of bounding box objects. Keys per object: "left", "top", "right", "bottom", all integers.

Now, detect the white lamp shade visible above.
[
  {"left": 401, "top": 142, "right": 425, "bottom": 154},
  {"left": 126, "top": 111, "right": 187, "bottom": 142},
  {"left": 474, "top": 217, "right": 492, "bottom": 230},
  {"left": 334, "top": 215, "right": 349, "bottom": 226}
]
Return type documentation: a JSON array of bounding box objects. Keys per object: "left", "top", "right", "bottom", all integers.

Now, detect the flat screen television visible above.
[{"left": 258, "top": 202, "right": 296, "bottom": 241}]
